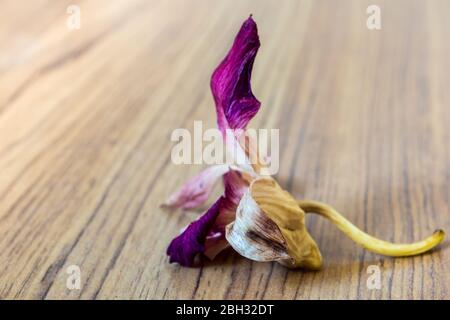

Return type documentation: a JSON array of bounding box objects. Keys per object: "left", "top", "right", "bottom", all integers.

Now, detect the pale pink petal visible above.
[{"left": 162, "top": 165, "right": 229, "bottom": 210}]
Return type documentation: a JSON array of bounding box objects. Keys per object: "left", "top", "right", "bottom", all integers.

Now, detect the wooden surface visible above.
[{"left": 0, "top": 0, "right": 449, "bottom": 300}]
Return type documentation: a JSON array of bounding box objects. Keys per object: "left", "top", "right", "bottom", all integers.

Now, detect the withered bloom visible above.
[
  {"left": 226, "top": 178, "right": 322, "bottom": 269},
  {"left": 163, "top": 16, "right": 445, "bottom": 269}
]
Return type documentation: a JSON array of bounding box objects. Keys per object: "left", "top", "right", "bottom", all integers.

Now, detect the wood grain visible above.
[{"left": 0, "top": 0, "right": 449, "bottom": 300}]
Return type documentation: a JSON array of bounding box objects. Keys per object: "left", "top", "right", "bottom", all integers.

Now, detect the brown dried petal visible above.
[
  {"left": 250, "top": 178, "right": 322, "bottom": 269},
  {"left": 226, "top": 178, "right": 323, "bottom": 269},
  {"left": 225, "top": 190, "right": 291, "bottom": 262}
]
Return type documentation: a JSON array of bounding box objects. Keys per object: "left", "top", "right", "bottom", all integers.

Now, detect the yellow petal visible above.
[
  {"left": 250, "top": 178, "right": 322, "bottom": 270},
  {"left": 226, "top": 177, "right": 323, "bottom": 270}
]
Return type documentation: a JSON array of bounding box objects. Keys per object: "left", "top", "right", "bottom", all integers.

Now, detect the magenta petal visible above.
[
  {"left": 162, "top": 165, "right": 229, "bottom": 210},
  {"left": 167, "top": 197, "right": 224, "bottom": 266},
  {"left": 211, "top": 16, "right": 261, "bottom": 132},
  {"left": 223, "top": 170, "right": 249, "bottom": 205},
  {"left": 167, "top": 171, "right": 249, "bottom": 266}
]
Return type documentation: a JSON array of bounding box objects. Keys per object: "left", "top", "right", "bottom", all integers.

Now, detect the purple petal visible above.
[
  {"left": 167, "top": 197, "right": 224, "bottom": 266},
  {"left": 167, "top": 171, "right": 249, "bottom": 265},
  {"left": 211, "top": 16, "right": 261, "bottom": 132},
  {"left": 162, "top": 165, "right": 229, "bottom": 210},
  {"left": 224, "top": 170, "right": 249, "bottom": 204}
]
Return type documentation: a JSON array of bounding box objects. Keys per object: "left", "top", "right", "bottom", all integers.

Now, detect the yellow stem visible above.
[{"left": 297, "top": 200, "right": 445, "bottom": 257}]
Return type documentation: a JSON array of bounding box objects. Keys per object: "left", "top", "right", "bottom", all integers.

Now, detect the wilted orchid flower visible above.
[{"left": 163, "top": 16, "right": 445, "bottom": 269}]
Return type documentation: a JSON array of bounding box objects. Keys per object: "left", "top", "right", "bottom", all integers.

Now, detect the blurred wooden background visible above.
[{"left": 0, "top": 0, "right": 448, "bottom": 299}]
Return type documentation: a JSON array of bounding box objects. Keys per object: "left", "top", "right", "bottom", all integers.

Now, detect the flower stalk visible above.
[{"left": 297, "top": 200, "right": 446, "bottom": 257}]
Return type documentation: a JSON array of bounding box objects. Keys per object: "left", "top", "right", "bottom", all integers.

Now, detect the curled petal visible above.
[
  {"left": 162, "top": 165, "right": 229, "bottom": 210},
  {"left": 226, "top": 178, "right": 323, "bottom": 270},
  {"left": 226, "top": 190, "right": 291, "bottom": 262},
  {"left": 211, "top": 16, "right": 261, "bottom": 132},
  {"left": 251, "top": 178, "right": 322, "bottom": 269},
  {"left": 167, "top": 197, "right": 224, "bottom": 266},
  {"left": 167, "top": 171, "right": 251, "bottom": 265}
]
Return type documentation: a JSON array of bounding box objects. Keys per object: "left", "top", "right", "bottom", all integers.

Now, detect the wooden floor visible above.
[{"left": 0, "top": 0, "right": 449, "bottom": 300}]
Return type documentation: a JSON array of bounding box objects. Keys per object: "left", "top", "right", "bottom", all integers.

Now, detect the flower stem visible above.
[{"left": 297, "top": 200, "right": 445, "bottom": 257}]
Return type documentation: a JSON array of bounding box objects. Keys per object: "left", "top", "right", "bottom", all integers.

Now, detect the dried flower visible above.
[
  {"left": 163, "top": 16, "right": 445, "bottom": 269},
  {"left": 226, "top": 178, "right": 322, "bottom": 269}
]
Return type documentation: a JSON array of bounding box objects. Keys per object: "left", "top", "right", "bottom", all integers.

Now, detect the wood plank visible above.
[{"left": 0, "top": 0, "right": 448, "bottom": 299}]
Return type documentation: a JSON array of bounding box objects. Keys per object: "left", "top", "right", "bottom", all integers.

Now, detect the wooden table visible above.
[{"left": 0, "top": 0, "right": 448, "bottom": 300}]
